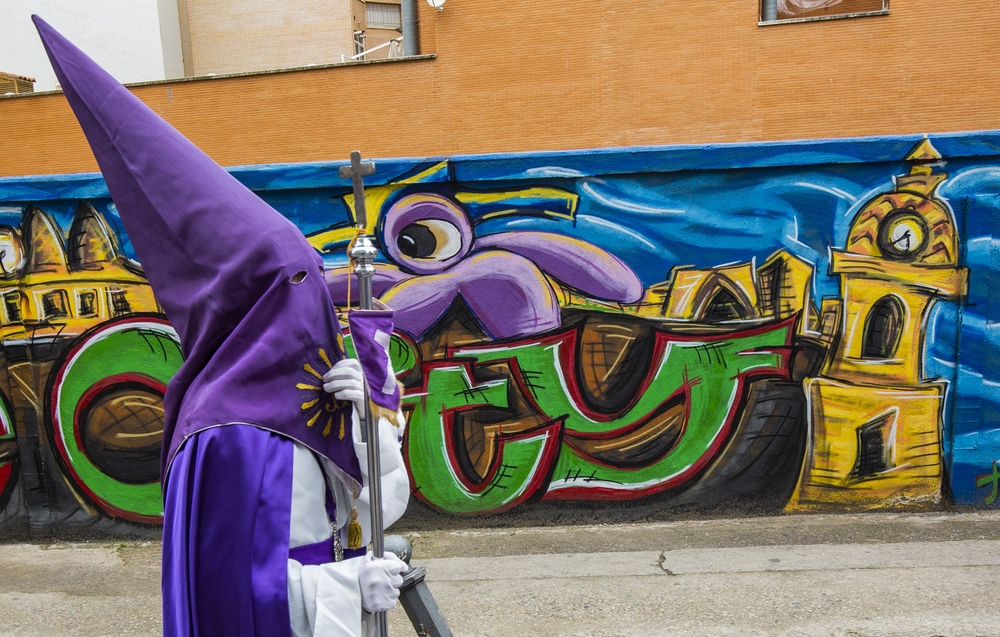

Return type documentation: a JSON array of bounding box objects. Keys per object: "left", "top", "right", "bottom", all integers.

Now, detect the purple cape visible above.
[
  {"left": 162, "top": 426, "right": 295, "bottom": 636},
  {"left": 32, "top": 16, "right": 360, "bottom": 487}
]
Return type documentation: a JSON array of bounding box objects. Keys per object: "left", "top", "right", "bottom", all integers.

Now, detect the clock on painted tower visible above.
[{"left": 877, "top": 210, "right": 929, "bottom": 259}]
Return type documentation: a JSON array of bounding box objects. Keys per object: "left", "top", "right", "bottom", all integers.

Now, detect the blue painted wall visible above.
[{"left": 0, "top": 131, "right": 997, "bottom": 535}]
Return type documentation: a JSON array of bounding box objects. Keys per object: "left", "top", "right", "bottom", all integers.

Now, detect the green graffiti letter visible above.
[
  {"left": 403, "top": 363, "right": 561, "bottom": 514},
  {"left": 459, "top": 325, "right": 790, "bottom": 500}
]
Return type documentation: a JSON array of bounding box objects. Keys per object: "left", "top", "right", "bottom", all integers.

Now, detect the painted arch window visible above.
[
  {"left": 702, "top": 288, "right": 750, "bottom": 323},
  {"left": 861, "top": 295, "right": 905, "bottom": 359},
  {"left": 760, "top": 0, "right": 888, "bottom": 24},
  {"left": 853, "top": 413, "right": 893, "bottom": 478}
]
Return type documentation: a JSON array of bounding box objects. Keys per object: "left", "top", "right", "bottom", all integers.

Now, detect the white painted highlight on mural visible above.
[
  {"left": 577, "top": 215, "right": 661, "bottom": 252},
  {"left": 525, "top": 167, "right": 587, "bottom": 178},
  {"left": 579, "top": 182, "right": 685, "bottom": 215},
  {"left": 943, "top": 167, "right": 1000, "bottom": 192},
  {"left": 794, "top": 181, "right": 857, "bottom": 201}
]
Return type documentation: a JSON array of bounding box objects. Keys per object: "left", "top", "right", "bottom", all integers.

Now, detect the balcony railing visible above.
[{"left": 341, "top": 36, "right": 405, "bottom": 63}]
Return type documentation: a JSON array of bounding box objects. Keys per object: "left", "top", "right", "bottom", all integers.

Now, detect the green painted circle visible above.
[{"left": 53, "top": 321, "right": 183, "bottom": 520}]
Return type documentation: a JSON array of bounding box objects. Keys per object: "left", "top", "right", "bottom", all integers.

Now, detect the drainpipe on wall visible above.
[
  {"left": 402, "top": 0, "right": 419, "bottom": 56},
  {"left": 762, "top": 0, "right": 778, "bottom": 21}
]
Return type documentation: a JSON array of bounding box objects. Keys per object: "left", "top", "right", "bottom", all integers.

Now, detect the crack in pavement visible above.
[{"left": 657, "top": 550, "right": 676, "bottom": 575}]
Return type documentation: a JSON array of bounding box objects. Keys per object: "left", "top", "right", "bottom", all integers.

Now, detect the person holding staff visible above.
[{"left": 32, "top": 16, "right": 409, "bottom": 637}]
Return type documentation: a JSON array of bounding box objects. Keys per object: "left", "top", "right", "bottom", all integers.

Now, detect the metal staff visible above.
[{"left": 340, "top": 150, "right": 388, "bottom": 637}]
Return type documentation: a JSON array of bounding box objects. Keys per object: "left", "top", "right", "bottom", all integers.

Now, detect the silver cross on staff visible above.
[
  {"left": 339, "top": 150, "right": 376, "bottom": 230},
  {"left": 339, "top": 150, "right": 389, "bottom": 637}
]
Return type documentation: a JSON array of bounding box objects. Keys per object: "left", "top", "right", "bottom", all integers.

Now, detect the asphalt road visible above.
[{"left": 0, "top": 510, "right": 998, "bottom": 636}]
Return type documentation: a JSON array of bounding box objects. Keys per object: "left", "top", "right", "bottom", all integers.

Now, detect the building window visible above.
[
  {"left": 818, "top": 299, "right": 841, "bottom": 340},
  {"left": 861, "top": 296, "right": 904, "bottom": 359},
  {"left": 41, "top": 290, "right": 69, "bottom": 320},
  {"left": 367, "top": 2, "right": 402, "bottom": 29},
  {"left": 3, "top": 291, "right": 23, "bottom": 324},
  {"left": 109, "top": 290, "right": 131, "bottom": 317},
  {"left": 78, "top": 290, "right": 98, "bottom": 317},
  {"left": 756, "top": 263, "right": 777, "bottom": 318},
  {"left": 853, "top": 414, "right": 892, "bottom": 478},
  {"left": 760, "top": 0, "right": 888, "bottom": 24}
]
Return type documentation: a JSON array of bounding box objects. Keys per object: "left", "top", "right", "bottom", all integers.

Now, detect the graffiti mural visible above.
[
  {"left": 0, "top": 201, "right": 178, "bottom": 535},
  {"left": 0, "top": 132, "right": 999, "bottom": 533}
]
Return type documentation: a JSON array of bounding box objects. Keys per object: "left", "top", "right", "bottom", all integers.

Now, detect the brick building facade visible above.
[{"left": 3, "top": 1, "right": 999, "bottom": 177}]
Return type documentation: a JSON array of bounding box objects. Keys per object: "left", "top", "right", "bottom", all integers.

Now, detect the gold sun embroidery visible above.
[{"left": 297, "top": 347, "right": 350, "bottom": 439}]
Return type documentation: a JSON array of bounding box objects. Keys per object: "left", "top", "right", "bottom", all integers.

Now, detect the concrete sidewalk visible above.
[{"left": 0, "top": 511, "right": 998, "bottom": 636}]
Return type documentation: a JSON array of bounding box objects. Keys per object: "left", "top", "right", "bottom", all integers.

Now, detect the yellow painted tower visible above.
[{"left": 787, "top": 139, "right": 968, "bottom": 511}]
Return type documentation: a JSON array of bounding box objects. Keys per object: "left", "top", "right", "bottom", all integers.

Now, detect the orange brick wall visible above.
[{"left": 2, "top": 0, "right": 999, "bottom": 177}]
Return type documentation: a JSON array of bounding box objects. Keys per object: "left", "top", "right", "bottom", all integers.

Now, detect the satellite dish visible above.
[{"left": 427, "top": 0, "right": 445, "bottom": 11}]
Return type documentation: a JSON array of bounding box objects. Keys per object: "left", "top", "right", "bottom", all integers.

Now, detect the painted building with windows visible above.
[{"left": 0, "top": 205, "right": 156, "bottom": 339}]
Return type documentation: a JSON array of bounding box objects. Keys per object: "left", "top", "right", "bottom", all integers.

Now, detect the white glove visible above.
[
  {"left": 358, "top": 552, "right": 407, "bottom": 613},
  {"left": 323, "top": 358, "right": 366, "bottom": 418},
  {"left": 325, "top": 357, "right": 405, "bottom": 473}
]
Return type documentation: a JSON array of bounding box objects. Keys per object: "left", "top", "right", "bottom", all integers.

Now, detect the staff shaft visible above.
[
  {"left": 342, "top": 150, "right": 387, "bottom": 636},
  {"left": 349, "top": 220, "right": 388, "bottom": 637}
]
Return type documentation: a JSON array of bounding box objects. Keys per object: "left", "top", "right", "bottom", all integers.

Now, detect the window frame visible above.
[
  {"left": 861, "top": 295, "right": 905, "bottom": 360},
  {"left": 77, "top": 289, "right": 99, "bottom": 318},
  {"left": 108, "top": 289, "right": 131, "bottom": 317},
  {"left": 2, "top": 291, "right": 24, "bottom": 324},
  {"left": 40, "top": 289, "right": 70, "bottom": 321},
  {"left": 366, "top": 1, "right": 403, "bottom": 30},
  {"left": 759, "top": 0, "right": 889, "bottom": 26}
]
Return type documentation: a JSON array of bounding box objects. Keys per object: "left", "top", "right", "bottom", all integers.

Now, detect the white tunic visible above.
[{"left": 286, "top": 410, "right": 410, "bottom": 637}]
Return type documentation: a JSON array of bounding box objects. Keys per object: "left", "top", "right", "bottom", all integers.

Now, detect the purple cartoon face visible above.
[
  {"left": 328, "top": 187, "right": 643, "bottom": 342},
  {"left": 383, "top": 194, "right": 474, "bottom": 275}
]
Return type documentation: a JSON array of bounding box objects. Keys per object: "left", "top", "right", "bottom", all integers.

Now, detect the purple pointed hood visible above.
[{"left": 33, "top": 16, "right": 361, "bottom": 486}]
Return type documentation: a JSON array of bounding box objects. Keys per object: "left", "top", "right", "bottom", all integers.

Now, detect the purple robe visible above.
[
  {"left": 162, "top": 419, "right": 409, "bottom": 637},
  {"left": 162, "top": 426, "right": 294, "bottom": 637}
]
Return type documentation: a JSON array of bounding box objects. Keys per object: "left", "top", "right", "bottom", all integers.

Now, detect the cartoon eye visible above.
[{"left": 396, "top": 219, "right": 462, "bottom": 260}]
